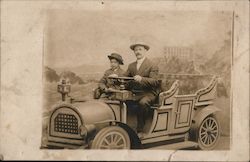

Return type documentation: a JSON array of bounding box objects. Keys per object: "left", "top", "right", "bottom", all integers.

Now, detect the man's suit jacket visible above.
[{"left": 125, "top": 58, "right": 161, "bottom": 96}]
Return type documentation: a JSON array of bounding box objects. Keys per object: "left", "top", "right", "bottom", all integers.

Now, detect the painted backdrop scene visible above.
[{"left": 41, "top": 9, "right": 232, "bottom": 150}]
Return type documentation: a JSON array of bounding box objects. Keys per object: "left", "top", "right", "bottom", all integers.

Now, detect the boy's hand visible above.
[{"left": 105, "top": 87, "right": 116, "bottom": 93}]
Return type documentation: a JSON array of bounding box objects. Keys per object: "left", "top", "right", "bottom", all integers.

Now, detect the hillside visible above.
[
  {"left": 44, "top": 66, "right": 84, "bottom": 84},
  {"left": 44, "top": 66, "right": 60, "bottom": 82},
  {"left": 59, "top": 71, "right": 84, "bottom": 84},
  {"left": 54, "top": 64, "right": 108, "bottom": 76}
]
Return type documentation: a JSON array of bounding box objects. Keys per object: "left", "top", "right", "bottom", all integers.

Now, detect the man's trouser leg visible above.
[{"left": 136, "top": 93, "right": 156, "bottom": 133}]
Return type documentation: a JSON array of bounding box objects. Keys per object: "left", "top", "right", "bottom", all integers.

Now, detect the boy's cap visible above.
[{"left": 108, "top": 53, "right": 124, "bottom": 65}]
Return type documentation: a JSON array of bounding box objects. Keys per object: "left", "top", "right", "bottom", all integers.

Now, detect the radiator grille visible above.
[{"left": 54, "top": 113, "right": 79, "bottom": 134}]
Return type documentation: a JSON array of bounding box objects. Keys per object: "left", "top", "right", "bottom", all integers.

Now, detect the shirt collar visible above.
[{"left": 137, "top": 57, "right": 146, "bottom": 64}]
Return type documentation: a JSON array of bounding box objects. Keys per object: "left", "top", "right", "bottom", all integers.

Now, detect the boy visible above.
[{"left": 94, "top": 53, "right": 125, "bottom": 98}]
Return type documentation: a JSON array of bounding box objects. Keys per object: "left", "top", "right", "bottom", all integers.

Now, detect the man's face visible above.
[
  {"left": 110, "top": 59, "right": 120, "bottom": 69},
  {"left": 134, "top": 45, "right": 147, "bottom": 60}
]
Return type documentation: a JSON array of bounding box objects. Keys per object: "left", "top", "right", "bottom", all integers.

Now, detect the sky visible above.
[{"left": 44, "top": 9, "right": 232, "bottom": 69}]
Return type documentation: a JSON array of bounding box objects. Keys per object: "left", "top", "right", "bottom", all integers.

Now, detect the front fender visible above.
[
  {"left": 189, "top": 105, "right": 221, "bottom": 140},
  {"left": 117, "top": 122, "right": 142, "bottom": 149}
]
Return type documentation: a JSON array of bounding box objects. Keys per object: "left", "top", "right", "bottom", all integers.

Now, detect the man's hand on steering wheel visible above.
[
  {"left": 134, "top": 75, "right": 142, "bottom": 82},
  {"left": 108, "top": 74, "right": 118, "bottom": 78}
]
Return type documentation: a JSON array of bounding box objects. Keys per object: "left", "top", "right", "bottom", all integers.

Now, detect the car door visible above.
[{"left": 170, "top": 94, "right": 196, "bottom": 134}]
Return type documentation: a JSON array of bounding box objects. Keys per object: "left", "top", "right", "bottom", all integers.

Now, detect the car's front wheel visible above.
[
  {"left": 197, "top": 116, "right": 220, "bottom": 150},
  {"left": 91, "top": 126, "right": 131, "bottom": 149}
]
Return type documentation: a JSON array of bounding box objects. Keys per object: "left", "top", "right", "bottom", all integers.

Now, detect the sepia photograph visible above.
[
  {"left": 41, "top": 9, "right": 232, "bottom": 150},
  {"left": 0, "top": 0, "right": 249, "bottom": 161}
]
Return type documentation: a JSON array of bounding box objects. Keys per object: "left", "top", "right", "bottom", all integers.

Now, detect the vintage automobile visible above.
[{"left": 44, "top": 74, "right": 221, "bottom": 150}]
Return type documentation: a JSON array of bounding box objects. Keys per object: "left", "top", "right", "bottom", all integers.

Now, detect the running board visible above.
[
  {"left": 146, "top": 141, "right": 198, "bottom": 150},
  {"left": 141, "top": 134, "right": 186, "bottom": 145}
]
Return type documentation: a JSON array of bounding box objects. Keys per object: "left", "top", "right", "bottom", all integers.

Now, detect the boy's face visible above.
[
  {"left": 134, "top": 45, "right": 147, "bottom": 60},
  {"left": 110, "top": 59, "right": 120, "bottom": 69}
]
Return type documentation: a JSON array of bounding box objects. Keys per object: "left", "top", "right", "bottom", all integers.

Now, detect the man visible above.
[
  {"left": 94, "top": 53, "right": 125, "bottom": 99},
  {"left": 125, "top": 42, "right": 161, "bottom": 135}
]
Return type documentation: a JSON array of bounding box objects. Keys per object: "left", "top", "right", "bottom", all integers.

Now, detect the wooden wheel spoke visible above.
[
  {"left": 205, "top": 121, "right": 209, "bottom": 129},
  {"left": 210, "top": 136, "right": 213, "bottom": 144},
  {"left": 115, "top": 136, "right": 122, "bottom": 144},
  {"left": 211, "top": 119, "right": 214, "bottom": 127},
  {"left": 208, "top": 136, "right": 212, "bottom": 144},
  {"left": 201, "top": 133, "right": 207, "bottom": 140},
  {"left": 211, "top": 124, "right": 217, "bottom": 130},
  {"left": 210, "top": 121, "right": 216, "bottom": 129},
  {"left": 211, "top": 130, "right": 218, "bottom": 134},
  {"left": 207, "top": 119, "right": 211, "bottom": 127},
  {"left": 206, "top": 136, "right": 210, "bottom": 145},
  {"left": 203, "top": 134, "right": 208, "bottom": 142},
  {"left": 103, "top": 138, "right": 110, "bottom": 145},
  {"left": 113, "top": 134, "right": 118, "bottom": 143},
  {"left": 201, "top": 126, "right": 207, "bottom": 132},
  {"left": 210, "top": 134, "right": 215, "bottom": 140},
  {"left": 110, "top": 134, "right": 114, "bottom": 143},
  {"left": 201, "top": 133, "right": 207, "bottom": 139},
  {"left": 204, "top": 135, "right": 208, "bottom": 144}
]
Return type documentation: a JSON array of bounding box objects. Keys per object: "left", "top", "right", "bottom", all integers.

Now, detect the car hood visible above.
[{"left": 72, "top": 100, "right": 116, "bottom": 124}]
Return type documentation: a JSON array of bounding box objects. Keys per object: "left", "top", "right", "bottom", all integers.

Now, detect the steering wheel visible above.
[
  {"left": 108, "top": 76, "right": 134, "bottom": 81},
  {"left": 108, "top": 76, "right": 134, "bottom": 90}
]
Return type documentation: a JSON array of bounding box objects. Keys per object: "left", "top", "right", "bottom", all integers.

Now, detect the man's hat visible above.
[
  {"left": 130, "top": 42, "right": 150, "bottom": 51},
  {"left": 108, "top": 53, "right": 124, "bottom": 65}
]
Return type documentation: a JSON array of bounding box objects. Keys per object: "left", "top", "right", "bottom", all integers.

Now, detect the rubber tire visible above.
[
  {"left": 197, "top": 115, "right": 220, "bottom": 150},
  {"left": 91, "top": 126, "right": 131, "bottom": 149}
]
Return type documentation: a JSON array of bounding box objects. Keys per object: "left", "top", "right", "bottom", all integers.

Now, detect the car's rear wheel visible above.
[
  {"left": 198, "top": 116, "right": 220, "bottom": 150},
  {"left": 91, "top": 126, "right": 131, "bottom": 149}
]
